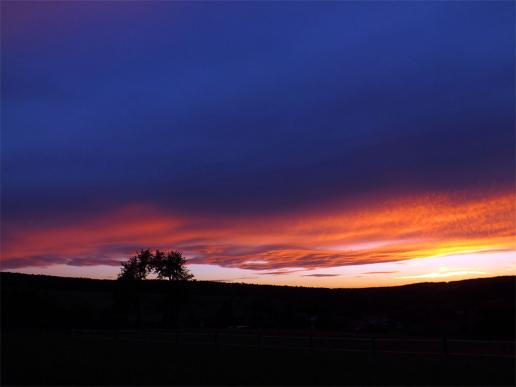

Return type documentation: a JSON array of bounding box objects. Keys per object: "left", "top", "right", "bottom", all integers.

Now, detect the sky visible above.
[{"left": 1, "top": 1, "right": 515, "bottom": 287}]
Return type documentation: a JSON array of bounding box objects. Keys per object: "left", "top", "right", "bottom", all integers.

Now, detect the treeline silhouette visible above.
[
  {"left": 1, "top": 272, "right": 514, "bottom": 339},
  {"left": 118, "top": 249, "right": 193, "bottom": 281}
]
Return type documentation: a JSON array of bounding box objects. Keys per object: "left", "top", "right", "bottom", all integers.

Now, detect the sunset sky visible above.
[{"left": 1, "top": 1, "right": 515, "bottom": 287}]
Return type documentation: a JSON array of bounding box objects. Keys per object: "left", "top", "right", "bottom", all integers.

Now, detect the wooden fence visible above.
[{"left": 70, "top": 329, "right": 515, "bottom": 358}]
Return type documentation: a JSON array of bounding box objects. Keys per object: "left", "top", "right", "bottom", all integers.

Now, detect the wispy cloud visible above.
[
  {"left": 210, "top": 277, "right": 258, "bottom": 283},
  {"left": 1, "top": 190, "right": 514, "bottom": 274},
  {"left": 259, "top": 270, "right": 304, "bottom": 276},
  {"left": 303, "top": 274, "right": 340, "bottom": 277},
  {"left": 397, "top": 270, "right": 488, "bottom": 280}
]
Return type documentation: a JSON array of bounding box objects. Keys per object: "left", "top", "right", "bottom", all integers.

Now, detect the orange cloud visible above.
[{"left": 1, "top": 189, "right": 514, "bottom": 273}]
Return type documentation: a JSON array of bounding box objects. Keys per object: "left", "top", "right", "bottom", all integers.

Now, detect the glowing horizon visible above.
[{"left": 2, "top": 188, "right": 515, "bottom": 287}]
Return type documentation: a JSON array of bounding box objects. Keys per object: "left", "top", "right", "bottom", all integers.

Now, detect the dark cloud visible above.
[
  {"left": 0, "top": 256, "right": 68, "bottom": 270},
  {"left": 1, "top": 1, "right": 513, "bottom": 225},
  {"left": 210, "top": 277, "right": 258, "bottom": 283},
  {"left": 259, "top": 270, "right": 305, "bottom": 276},
  {"left": 303, "top": 274, "right": 340, "bottom": 277},
  {"left": 0, "top": 255, "right": 122, "bottom": 270}
]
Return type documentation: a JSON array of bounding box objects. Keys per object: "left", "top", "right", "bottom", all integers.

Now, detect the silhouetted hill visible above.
[{"left": 1, "top": 272, "right": 514, "bottom": 339}]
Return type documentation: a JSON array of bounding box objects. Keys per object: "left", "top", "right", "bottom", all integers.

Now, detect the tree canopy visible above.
[{"left": 118, "top": 249, "right": 194, "bottom": 281}]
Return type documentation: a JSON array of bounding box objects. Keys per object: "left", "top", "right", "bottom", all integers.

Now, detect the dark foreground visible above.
[
  {"left": 1, "top": 273, "right": 515, "bottom": 385},
  {"left": 3, "top": 329, "right": 515, "bottom": 386}
]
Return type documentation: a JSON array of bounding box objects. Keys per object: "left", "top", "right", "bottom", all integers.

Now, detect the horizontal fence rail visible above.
[{"left": 70, "top": 329, "right": 515, "bottom": 358}]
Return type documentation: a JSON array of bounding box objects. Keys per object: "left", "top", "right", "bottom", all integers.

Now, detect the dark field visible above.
[
  {"left": 3, "top": 330, "right": 514, "bottom": 386},
  {"left": 1, "top": 273, "right": 515, "bottom": 386}
]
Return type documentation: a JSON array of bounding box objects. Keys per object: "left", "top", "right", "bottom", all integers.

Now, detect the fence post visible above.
[
  {"left": 442, "top": 336, "right": 448, "bottom": 356},
  {"left": 368, "top": 337, "right": 377, "bottom": 386},
  {"left": 371, "top": 336, "right": 376, "bottom": 353},
  {"left": 256, "top": 332, "right": 261, "bottom": 351}
]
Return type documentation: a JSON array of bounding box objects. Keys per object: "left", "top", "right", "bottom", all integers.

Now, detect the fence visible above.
[{"left": 70, "top": 329, "right": 515, "bottom": 358}]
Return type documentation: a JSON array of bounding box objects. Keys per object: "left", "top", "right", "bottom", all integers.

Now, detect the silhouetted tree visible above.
[
  {"left": 118, "top": 249, "right": 153, "bottom": 281},
  {"left": 152, "top": 249, "right": 166, "bottom": 275},
  {"left": 153, "top": 250, "right": 194, "bottom": 281},
  {"left": 116, "top": 250, "right": 152, "bottom": 328},
  {"left": 118, "top": 249, "right": 194, "bottom": 281}
]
